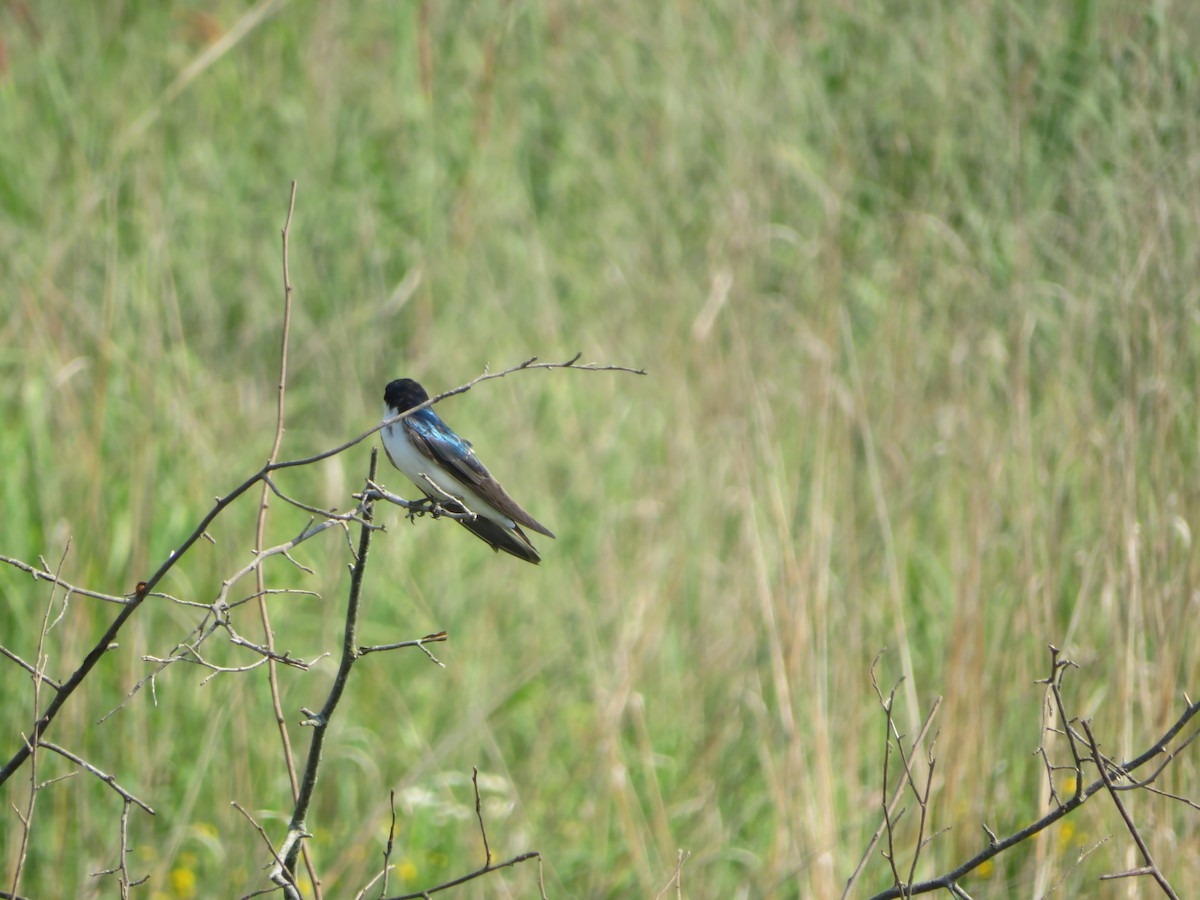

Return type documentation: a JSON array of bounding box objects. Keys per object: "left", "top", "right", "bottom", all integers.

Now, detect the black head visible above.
[{"left": 384, "top": 378, "right": 430, "bottom": 412}]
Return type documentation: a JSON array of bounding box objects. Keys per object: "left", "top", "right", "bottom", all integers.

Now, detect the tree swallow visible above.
[{"left": 380, "top": 378, "right": 555, "bottom": 564}]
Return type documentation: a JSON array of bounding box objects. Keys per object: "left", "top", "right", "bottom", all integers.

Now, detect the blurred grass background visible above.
[{"left": 2, "top": 0, "right": 1200, "bottom": 896}]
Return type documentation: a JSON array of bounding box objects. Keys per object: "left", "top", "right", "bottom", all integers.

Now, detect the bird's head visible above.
[{"left": 383, "top": 378, "right": 430, "bottom": 412}]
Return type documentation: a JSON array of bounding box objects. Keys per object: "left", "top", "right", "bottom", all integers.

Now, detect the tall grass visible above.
[{"left": 2, "top": 1, "right": 1199, "bottom": 896}]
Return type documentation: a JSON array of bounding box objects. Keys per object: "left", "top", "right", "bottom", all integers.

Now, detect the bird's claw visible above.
[{"left": 405, "top": 496, "right": 444, "bottom": 524}]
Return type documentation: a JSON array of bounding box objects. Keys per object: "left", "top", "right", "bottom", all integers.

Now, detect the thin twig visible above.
[
  {"left": 0, "top": 554, "right": 130, "bottom": 605},
  {"left": 1108, "top": 725, "right": 1200, "bottom": 796},
  {"left": 473, "top": 766, "right": 492, "bottom": 865},
  {"left": 359, "top": 767, "right": 543, "bottom": 900},
  {"left": 274, "top": 351, "right": 646, "bottom": 478},
  {"left": 264, "top": 474, "right": 376, "bottom": 527},
  {"left": 232, "top": 801, "right": 295, "bottom": 889},
  {"left": 1039, "top": 644, "right": 1085, "bottom": 803},
  {"left": 381, "top": 853, "right": 543, "bottom": 900},
  {"left": 1081, "top": 719, "right": 1180, "bottom": 899},
  {"left": 879, "top": 678, "right": 905, "bottom": 893},
  {"left": 0, "top": 645, "right": 62, "bottom": 690},
  {"left": 905, "top": 744, "right": 938, "bottom": 891},
  {"left": 8, "top": 541, "right": 71, "bottom": 899},
  {"left": 101, "top": 525, "right": 341, "bottom": 718},
  {"left": 844, "top": 686, "right": 941, "bottom": 897},
  {"left": 0, "top": 349, "right": 642, "bottom": 787},
  {"left": 273, "top": 451, "right": 380, "bottom": 894},
  {"left": 866, "top": 686, "right": 1200, "bottom": 898},
  {"left": 356, "top": 632, "right": 448, "bottom": 667},
  {"left": 37, "top": 742, "right": 155, "bottom": 814},
  {"left": 376, "top": 790, "right": 399, "bottom": 898},
  {"left": 90, "top": 800, "right": 149, "bottom": 897}
]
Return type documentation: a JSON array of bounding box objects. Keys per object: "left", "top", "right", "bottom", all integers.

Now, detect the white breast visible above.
[{"left": 381, "top": 422, "right": 516, "bottom": 529}]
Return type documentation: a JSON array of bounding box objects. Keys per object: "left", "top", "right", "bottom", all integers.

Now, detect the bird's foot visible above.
[{"left": 405, "top": 496, "right": 445, "bottom": 524}]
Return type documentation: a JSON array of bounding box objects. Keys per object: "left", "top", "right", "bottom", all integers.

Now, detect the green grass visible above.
[{"left": 3, "top": 1, "right": 1200, "bottom": 897}]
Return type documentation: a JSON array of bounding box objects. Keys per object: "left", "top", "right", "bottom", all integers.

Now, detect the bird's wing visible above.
[
  {"left": 437, "top": 497, "right": 542, "bottom": 563},
  {"left": 403, "top": 411, "right": 556, "bottom": 538}
]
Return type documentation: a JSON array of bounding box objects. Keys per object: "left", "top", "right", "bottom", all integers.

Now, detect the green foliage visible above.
[{"left": 3, "top": 0, "right": 1200, "bottom": 896}]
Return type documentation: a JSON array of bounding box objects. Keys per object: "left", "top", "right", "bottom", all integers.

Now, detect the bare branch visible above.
[
  {"left": 0, "top": 646, "right": 62, "bottom": 691},
  {"left": 270, "top": 351, "right": 645, "bottom": 477},
  {"left": 0, "top": 554, "right": 131, "bottom": 606},
  {"left": 232, "top": 800, "right": 299, "bottom": 900},
  {"left": 245, "top": 179, "right": 322, "bottom": 898},
  {"left": 1108, "top": 724, "right": 1200, "bottom": 798},
  {"left": 8, "top": 541, "right": 72, "bottom": 899},
  {"left": 37, "top": 742, "right": 154, "bottom": 815},
  {"left": 865, "top": 657, "right": 1200, "bottom": 900},
  {"left": 226, "top": 587, "right": 323, "bottom": 612},
  {"left": 1038, "top": 644, "right": 1086, "bottom": 799},
  {"left": 356, "top": 632, "right": 448, "bottom": 667},
  {"left": 846, "top": 651, "right": 946, "bottom": 898},
  {"left": 359, "top": 484, "right": 476, "bottom": 526},
  {"left": 89, "top": 800, "right": 149, "bottom": 897},
  {"left": 264, "top": 474, "right": 376, "bottom": 528},
  {"left": 849, "top": 681, "right": 940, "bottom": 897},
  {"left": 472, "top": 766, "right": 493, "bottom": 866},
  {"left": 0, "top": 341, "right": 642, "bottom": 788},
  {"left": 357, "top": 789, "right": 400, "bottom": 900},
  {"left": 1081, "top": 719, "right": 1180, "bottom": 899},
  {"left": 273, "top": 451, "right": 382, "bottom": 893},
  {"left": 905, "top": 741, "right": 939, "bottom": 889},
  {"left": 879, "top": 679, "right": 904, "bottom": 891},
  {"left": 380, "top": 852, "right": 544, "bottom": 900}
]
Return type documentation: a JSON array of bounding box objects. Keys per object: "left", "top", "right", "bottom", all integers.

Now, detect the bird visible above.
[{"left": 380, "top": 378, "right": 555, "bottom": 564}]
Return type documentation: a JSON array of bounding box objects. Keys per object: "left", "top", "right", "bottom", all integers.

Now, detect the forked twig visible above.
[
  {"left": 273, "top": 451, "right": 382, "bottom": 896},
  {"left": 0, "top": 346, "right": 641, "bottom": 788},
  {"left": 1, "top": 186, "right": 641, "bottom": 900},
  {"left": 1081, "top": 719, "right": 1180, "bottom": 899},
  {"left": 37, "top": 742, "right": 154, "bottom": 815},
  {"left": 8, "top": 541, "right": 72, "bottom": 900},
  {"left": 864, "top": 648, "right": 1200, "bottom": 899},
  {"left": 248, "top": 179, "right": 323, "bottom": 897},
  {"left": 0, "top": 555, "right": 131, "bottom": 605},
  {"left": 90, "top": 800, "right": 149, "bottom": 897},
  {"left": 232, "top": 801, "right": 295, "bottom": 892},
  {"left": 844, "top": 651, "right": 942, "bottom": 899}
]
